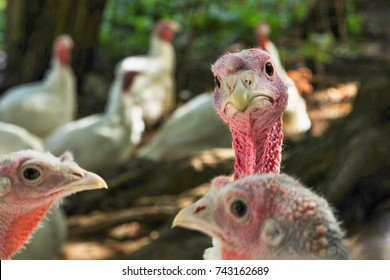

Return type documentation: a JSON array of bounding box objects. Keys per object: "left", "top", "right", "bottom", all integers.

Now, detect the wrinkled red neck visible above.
[
  {"left": 0, "top": 204, "right": 51, "bottom": 259},
  {"left": 231, "top": 116, "right": 283, "bottom": 179}
]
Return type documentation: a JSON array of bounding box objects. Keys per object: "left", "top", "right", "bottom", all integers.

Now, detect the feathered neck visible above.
[
  {"left": 148, "top": 35, "right": 176, "bottom": 73},
  {"left": 104, "top": 73, "right": 129, "bottom": 123},
  {"left": 0, "top": 204, "right": 51, "bottom": 260},
  {"left": 44, "top": 59, "right": 74, "bottom": 87},
  {"left": 230, "top": 115, "right": 283, "bottom": 179}
]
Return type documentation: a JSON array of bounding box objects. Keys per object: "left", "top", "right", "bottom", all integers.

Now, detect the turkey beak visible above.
[
  {"left": 172, "top": 196, "right": 219, "bottom": 236},
  {"left": 47, "top": 168, "right": 108, "bottom": 197},
  {"left": 230, "top": 83, "right": 253, "bottom": 112},
  {"left": 66, "top": 170, "right": 108, "bottom": 192},
  {"left": 226, "top": 71, "right": 276, "bottom": 113}
]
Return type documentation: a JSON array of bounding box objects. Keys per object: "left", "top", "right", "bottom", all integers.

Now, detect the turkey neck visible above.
[
  {"left": 105, "top": 73, "right": 129, "bottom": 124},
  {"left": 149, "top": 35, "right": 176, "bottom": 73},
  {"left": 45, "top": 60, "right": 76, "bottom": 114},
  {"left": 0, "top": 204, "right": 51, "bottom": 259},
  {"left": 231, "top": 116, "right": 283, "bottom": 179}
]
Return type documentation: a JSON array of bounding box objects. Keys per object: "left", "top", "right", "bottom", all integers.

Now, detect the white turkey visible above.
[
  {"left": 0, "top": 121, "right": 44, "bottom": 154},
  {"left": 0, "top": 35, "right": 77, "bottom": 138},
  {"left": 119, "top": 20, "right": 180, "bottom": 128},
  {"left": 0, "top": 122, "right": 66, "bottom": 260},
  {"left": 45, "top": 61, "right": 144, "bottom": 172},
  {"left": 137, "top": 93, "right": 232, "bottom": 161},
  {"left": 256, "top": 22, "right": 312, "bottom": 139}
]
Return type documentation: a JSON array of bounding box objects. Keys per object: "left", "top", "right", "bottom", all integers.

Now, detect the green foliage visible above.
[
  {"left": 0, "top": 0, "right": 6, "bottom": 48},
  {"left": 345, "top": 0, "right": 363, "bottom": 38},
  {"left": 98, "top": 0, "right": 365, "bottom": 66},
  {"left": 99, "top": 0, "right": 320, "bottom": 60},
  {"left": 303, "top": 33, "right": 335, "bottom": 62}
]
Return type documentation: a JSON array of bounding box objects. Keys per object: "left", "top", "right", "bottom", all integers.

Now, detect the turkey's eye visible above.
[
  {"left": 230, "top": 199, "right": 248, "bottom": 218},
  {"left": 214, "top": 76, "right": 221, "bottom": 89},
  {"left": 23, "top": 167, "right": 41, "bottom": 181},
  {"left": 265, "top": 62, "right": 274, "bottom": 77}
]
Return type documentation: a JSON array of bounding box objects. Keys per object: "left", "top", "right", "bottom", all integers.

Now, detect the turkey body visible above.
[
  {"left": 45, "top": 63, "right": 144, "bottom": 173},
  {"left": 0, "top": 122, "right": 44, "bottom": 154},
  {"left": 137, "top": 93, "right": 231, "bottom": 161},
  {"left": 0, "top": 35, "right": 76, "bottom": 138},
  {"left": 119, "top": 20, "right": 180, "bottom": 127}
]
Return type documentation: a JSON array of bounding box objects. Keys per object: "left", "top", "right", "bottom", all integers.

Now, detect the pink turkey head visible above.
[
  {"left": 155, "top": 20, "right": 181, "bottom": 42},
  {"left": 0, "top": 150, "right": 107, "bottom": 259},
  {"left": 211, "top": 48, "right": 288, "bottom": 134},
  {"left": 173, "top": 173, "right": 349, "bottom": 260},
  {"left": 255, "top": 22, "right": 271, "bottom": 50},
  {"left": 54, "top": 34, "right": 73, "bottom": 66}
]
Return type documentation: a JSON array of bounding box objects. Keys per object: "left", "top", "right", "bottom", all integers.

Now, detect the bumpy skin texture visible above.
[
  {"left": 174, "top": 173, "right": 350, "bottom": 260},
  {"left": 0, "top": 150, "right": 107, "bottom": 260},
  {"left": 211, "top": 48, "right": 289, "bottom": 179}
]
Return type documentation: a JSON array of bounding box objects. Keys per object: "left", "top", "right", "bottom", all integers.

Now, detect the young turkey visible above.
[
  {"left": 0, "top": 35, "right": 76, "bottom": 138},
  {"left": 119, "top": 20, "right": 181, "bottom": 128},
  {"left": 0, "top": 150, "right": 107, "bottom": 260},
  {"left": 0, "top": 122, "right": 66, "bottom": 260},
  {"left": 45, "top": 62, "right": 144, "bottom": 173},
  {"left": 256, "top": 22, "right": 312, "bottom": 139},
  {"left": 211, "top": 48, "right": 289, "bottom": 179},
  {"left": 173, "top": 173, "right": 349, "bottom": 260}
]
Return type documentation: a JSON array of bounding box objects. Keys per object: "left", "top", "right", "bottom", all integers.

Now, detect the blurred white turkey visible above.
[
  {"left": 256, "top": 22, "right": 312, "bottom": 139},
  {"left": 119, "top": 20, "right": 180, "bottom": 128},
  {"left": 0, "top": 121, "right": 44, "bottom": 154},
  {"left": 0, "top": 122, "right": 66, "bottom": 260},
  {"left": 0, "top": 35, "right": 76, "bottom": 138},
  {"left": 45, "top": 61, "right": 144, "bottom": 172},
  {"left": 137, "top": 93, "right": 232, "bottom": 161}
]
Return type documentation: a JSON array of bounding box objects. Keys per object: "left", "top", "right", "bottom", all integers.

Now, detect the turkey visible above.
[
  {"left": 211, "top": 48, "right": 289, "bottom": 178},
  {"left": 0, "top": 122, "right": 67, "bottom": 260},
  {"left": 256, "top": 22, "right": 312, "bottom": 139},
  {"left": 119, "top": 20, "right": 181, "bottom": 128},
  {"left": 0, "top": 150, "right": 107, "bottom": 260},
  {"left": 0, "top": 35, "right": 76, "bottom": 138},
  {"left": 173, "top": 173, "right": 349, "bottom": 259},
  {"left": 137, "top": 93, "right": 232, "bottom": 161},
  {"left": 45, "top": 61, "right": 144, "bottom": 172}
]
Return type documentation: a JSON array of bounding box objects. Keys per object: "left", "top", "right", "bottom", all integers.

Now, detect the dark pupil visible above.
[
  {"left": 231, "top": 200, "right": 248, "bottom": 218},
  {"left": 23, "top": 168, "right": 41, "bottom": 180},
  {"left": 214, "top": 76, "right": 221, "bottom": 88},
  {"left": 265, "top": 62, "right": 274, "bottom": 76}
]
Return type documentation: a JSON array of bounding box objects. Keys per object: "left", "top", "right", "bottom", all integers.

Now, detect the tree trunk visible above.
[{"left": 4, "top": 0, "right": 107, "bottom": 86}]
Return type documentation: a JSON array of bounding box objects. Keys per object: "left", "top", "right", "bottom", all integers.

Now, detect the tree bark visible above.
[{"left": 4, "top": 0, "right": 107, "bottom": 86}]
